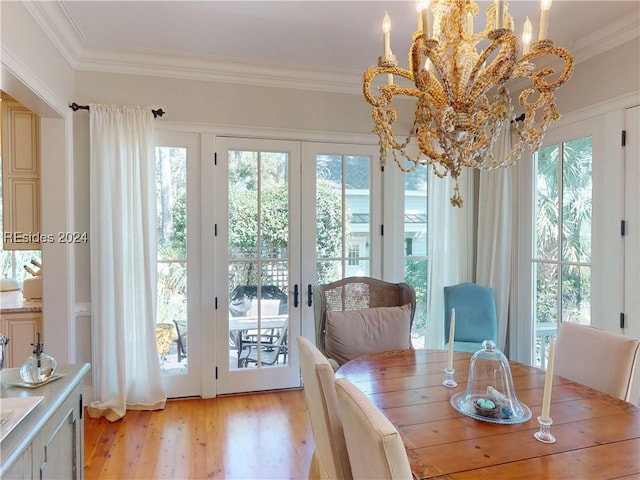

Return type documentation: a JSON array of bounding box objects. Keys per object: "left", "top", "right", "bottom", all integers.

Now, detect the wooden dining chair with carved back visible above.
[{"left": 313, "top": 277, "right": 416, "bottom": 370}]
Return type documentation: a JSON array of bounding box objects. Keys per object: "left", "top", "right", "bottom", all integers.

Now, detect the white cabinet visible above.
[
  {"left": 34, "top": 382, "right": 82, "bottom": 479},
  {"left": 1, "top": 94, "right": 41, "bottom": 250},
  {"left": 1, "top": 312, "right": 42, "bottom": 368},
  {"left": 1, "top": 364, "right": 90, "bottom": 480}
]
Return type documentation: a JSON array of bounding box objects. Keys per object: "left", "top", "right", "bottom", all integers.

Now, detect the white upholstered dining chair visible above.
[
  {"left": 296, "top": 337, "right": 352, "bottom": 480},
  {"left": 334, "top": 377, "right": 413, "bottom": 480},
  {"left": 554, "top": 321, "right": 640, "bottom": 402}
]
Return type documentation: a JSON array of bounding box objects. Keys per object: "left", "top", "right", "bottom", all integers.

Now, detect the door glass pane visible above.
[
  {"left": 403, "top": 166, "right": 428, "bottom": 348},
  {"left": 228, "top": 150, "right": 290, "bottom": 370},
  {"left": 562, "top": 137, "right": 592, "bottom": 264},
  {"left": 315, "top": 154, "right": 371, "bottom": 283},
  {"left": 533, "top": 136, "right": 592, "bottom": 368},
  {"left": 156, "top": 146, "right": 188, "bottom": 374},
  {"left": 535, "top": 144, "right": 559, "bottom": 260},
  {"left": 561, "top": 264, "right": 591, "bottom": 324},
  {"left": 534, "top": 261, "right": 558, "bottom": 368}
]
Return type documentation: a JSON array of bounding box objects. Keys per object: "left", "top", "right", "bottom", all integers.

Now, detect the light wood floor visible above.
[{"left": 84, "top": 389, "right": 315, "bottom": 480}]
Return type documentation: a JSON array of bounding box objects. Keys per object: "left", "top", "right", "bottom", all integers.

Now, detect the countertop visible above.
[
  {"left": 1, "top": 290, "right": 42, "bottom": 314},
  {"left": 0, "top": 363, "right": 91, "bottom": 477}
]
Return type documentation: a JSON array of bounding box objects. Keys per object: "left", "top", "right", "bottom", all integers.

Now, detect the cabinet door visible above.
[
  {"left": 1, "top": 99, "right": 41, "bottom": 249},
  {"left": 36, "top": 384, "right": 84, "bottom": 480},
  {"left": 3, "top": 444, "right": 33, "bottom": 479},
  {"left": 39, "top": 409, "right": 77, "bottom": 480},
  {"left": 1, "top": 313, "right": 41, "bottom": 368}
]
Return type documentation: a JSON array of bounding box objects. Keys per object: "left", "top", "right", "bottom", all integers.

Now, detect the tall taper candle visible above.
[
  {"left": 495, "top": 0, "right": 505, "bottom": 29},
  {"left": 382, "top": 12, "right": 391, "bottom": 58},
  {"left": 420, "top": 0, "right": 431, "bottom": 38},
  {"left": 539, "top": 0, "right": 552, "bottom": 40},
  {"left": 541, "top": 337, "right": 556, "bottom": 420},
  {"left": 522, "top": 16, "right": 533, "bottom": 54},
  {"left": 447, "top": 308, "right": 456, "bottom": 370}
]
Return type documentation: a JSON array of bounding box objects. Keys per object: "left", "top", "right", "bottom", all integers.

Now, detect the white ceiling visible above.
[{"left": 25, "top": 1, "right": 640, "bottom": 93}]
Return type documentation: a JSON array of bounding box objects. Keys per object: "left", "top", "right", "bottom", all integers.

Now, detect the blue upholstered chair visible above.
[{"left": 444, "top": 282, "right": 498, "bottom": 353}]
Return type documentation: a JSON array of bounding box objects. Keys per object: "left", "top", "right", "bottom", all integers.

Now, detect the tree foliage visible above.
[{"left": 535, "top": 136, "right": 592, "bottom": 325}]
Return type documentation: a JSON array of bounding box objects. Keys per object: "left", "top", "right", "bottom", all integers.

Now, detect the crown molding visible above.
[
  {"left": 569, "top": 11, "right": 640, "bottom": 64},
  {"left": 23, "top": 0, "right": 640, "bottom": 96},
  {"left": 21, "top": 1, "right": 82, "bottom": 69},
  {"left": 1, "top": 45, "right": 69, "bottom": 118},
  {"left": 155, "top": 120, "right": 378, "bottom": 146},
  {"left": 73, "top": 48, "right": 364, "bottom": 95}
]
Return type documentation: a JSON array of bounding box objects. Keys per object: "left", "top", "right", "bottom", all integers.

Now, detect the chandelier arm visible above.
[
  {"left": 411, "top": 35, "right": 429, "bottom": 92},
  {"left": 363, "top": 66, "right": 420, "bottom": 108},
  {"left": 467, "top": 32, "right": 517, "bottom": 102},
  {"left": 422, "top": 47, "right": 457, "bottom": 109},
  {"left": 411, "top": 37, "right": 451, "bottom": 111},
  {"left": 513, "top": 42, "right": 574, "bottom": 92}
]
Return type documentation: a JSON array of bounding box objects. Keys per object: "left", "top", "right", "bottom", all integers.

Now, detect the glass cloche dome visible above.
[{"left": 451, "top": 340, "right": 532, "bottom": 424}]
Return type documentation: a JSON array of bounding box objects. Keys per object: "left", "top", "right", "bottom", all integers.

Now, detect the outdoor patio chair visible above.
[{"left": 238, "top": 326, "right": 288, "bottom": 367}]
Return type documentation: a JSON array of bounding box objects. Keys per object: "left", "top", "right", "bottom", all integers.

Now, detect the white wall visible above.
[
  {"left": 0, "top": 1, "right": 74, "bottom": 107},
  {"left": 71, "top": 70, "right": 385, "bottom": 305},
  {"left": 1, "top": 1, "right": 78, "bottom": 366},
  {"left": 555, "top": 39, "right": 640, "bottom": 115}
]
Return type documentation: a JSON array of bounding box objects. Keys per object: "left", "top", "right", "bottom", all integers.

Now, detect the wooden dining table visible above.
[{"left": 335, "top": 348, "right": 640, "bottom": 479}]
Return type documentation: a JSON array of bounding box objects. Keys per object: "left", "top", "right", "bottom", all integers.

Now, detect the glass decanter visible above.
[{"left": 19, "top": 332, "right": 57, "bottom": 383}]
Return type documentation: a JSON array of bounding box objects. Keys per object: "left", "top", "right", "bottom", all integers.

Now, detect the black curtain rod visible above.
[{"left": 69, "top": 102, "right": 165, "bottom": 118}]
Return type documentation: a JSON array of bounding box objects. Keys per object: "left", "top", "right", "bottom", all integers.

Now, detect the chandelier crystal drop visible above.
[{"left": 363, "top": 0, "right": 574, "bottom": 206}]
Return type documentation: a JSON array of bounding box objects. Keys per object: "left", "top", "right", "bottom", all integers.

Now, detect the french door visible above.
[
  {"left": 624, "top": 105, "right": 640, "bottom": 341},
  {"left": 625, "top": 105, "right": 640, "bottom": 403},
  {"left": 300, "top": 142, "right": 382, "bottom": 341},
  {"left": 155, "top": 132, "right": 203, "bottom": 397},
  {"left": 215, "top": 137, "right": 302, "bottom": 394}
]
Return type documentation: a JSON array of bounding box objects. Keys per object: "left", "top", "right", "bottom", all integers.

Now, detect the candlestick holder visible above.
[
  {"left": 442, "top": 368, "right": 457, "bottom": 388},
  {"left": 534, "top": 415, "right": 556, "bottom": 443}
]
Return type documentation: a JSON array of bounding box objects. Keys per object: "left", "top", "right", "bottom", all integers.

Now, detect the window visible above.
[
  {"left": 403, "top": 166, "right": 428, "bottom": 348},
  {"left": 347, "top": 244, "right": 360, "bottom": 266},
  {"left": 533, "top": 135, "right": 592, "bottom": 367}
]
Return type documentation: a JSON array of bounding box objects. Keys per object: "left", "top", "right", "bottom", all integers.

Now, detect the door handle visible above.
[
  {"left": 293, "top": 284, "right": 299, "bottom": 308},
  {"left": 307, "top": 284, "right": 313, "bottom": 307}
]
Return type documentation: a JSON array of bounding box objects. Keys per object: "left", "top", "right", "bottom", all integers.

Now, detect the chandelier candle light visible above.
[{"left": 363, "top": 0, "right": 574, "bottom": 206}]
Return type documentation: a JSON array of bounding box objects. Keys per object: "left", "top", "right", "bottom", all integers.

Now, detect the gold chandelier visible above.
[{"left": 363, "top": 0, "right": 574, "bottom": 206}]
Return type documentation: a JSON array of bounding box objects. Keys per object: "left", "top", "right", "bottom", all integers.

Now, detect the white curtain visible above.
[
  {"left": 476, "top": 124, "right": 516, "bottom": 352},
  {"left": 425, "top": 169, "right": 474, "bottom": 348},
  {"left": 88, "top": 104, "right": 166, "bottom": 422}
]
